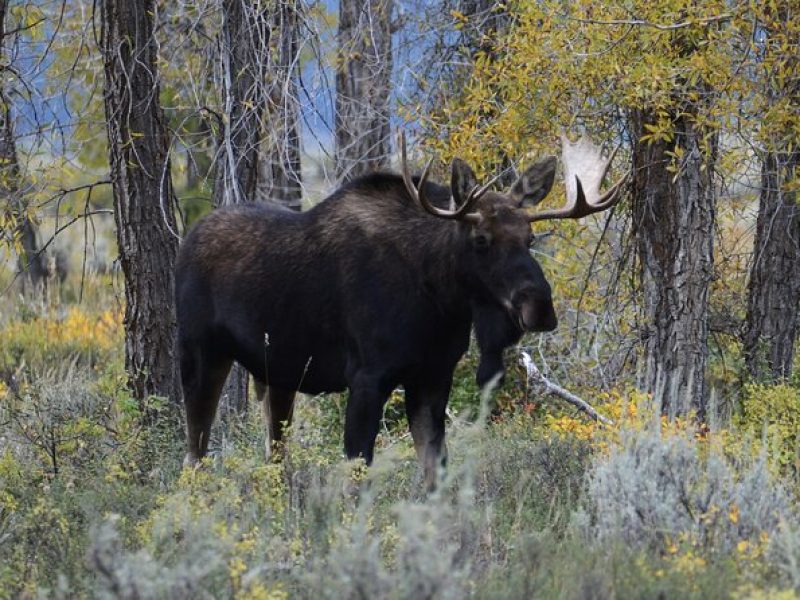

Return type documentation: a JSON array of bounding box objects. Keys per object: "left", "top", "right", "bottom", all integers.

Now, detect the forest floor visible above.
[{"left": 0, "top": 275, "right": 798, "bottom": 599}]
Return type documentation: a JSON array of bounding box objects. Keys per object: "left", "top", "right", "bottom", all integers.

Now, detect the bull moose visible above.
[{"left": 176, "top": 133, "right": 625, "bottom": 487}]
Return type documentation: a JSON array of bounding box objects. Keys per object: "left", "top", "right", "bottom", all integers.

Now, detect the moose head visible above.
[{"left": 399, "top": 133, "right": 627, "bottom": 387}]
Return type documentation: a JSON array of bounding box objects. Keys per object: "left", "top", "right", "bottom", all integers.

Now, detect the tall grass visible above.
[{"left": 0, "top": 286, "right": 798, "bottom": 598}]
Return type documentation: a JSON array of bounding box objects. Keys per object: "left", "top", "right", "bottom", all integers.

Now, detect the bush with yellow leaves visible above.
[
  {"left": 737, "top": 383, "right": 800, "bottom": 477},
  {"left": 545, "top": 387, "right": 700, "bottom": 451},
  {"left": 0, "top": 306, "right": 122, "bottom": 381}
]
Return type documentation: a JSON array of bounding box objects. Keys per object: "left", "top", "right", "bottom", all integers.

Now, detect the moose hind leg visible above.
[
  {"left": 181, "top": 345, "right": 232, "bottom": 465},
  {"left": 405, "top": 377, "right": 451, "bottom": 491},
  {"left": 257, "top": 383, "right": 296, "bottom": 460}
]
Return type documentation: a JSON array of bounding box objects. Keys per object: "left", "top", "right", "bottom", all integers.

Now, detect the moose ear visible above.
[
  {"left": 510, "top": 156, "right": 557, "bottom": 208},
  {"left": 451, "top": 158, "right": 479, "bottom": 208}
]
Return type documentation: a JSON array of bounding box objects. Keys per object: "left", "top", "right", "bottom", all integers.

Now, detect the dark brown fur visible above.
[{"left": 176, "top": 166, "right": 557, "bottom": 488}]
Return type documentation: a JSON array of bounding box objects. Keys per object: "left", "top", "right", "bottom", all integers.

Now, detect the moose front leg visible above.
[
  {"left": 472, "top": 302, "right": 523, "bottom": 391},
  {"left": 343, "top": 369, "right": 391, "bottom": 464},
  {"left": 405, "top": 377, "right": 451, "bottom": 491}
]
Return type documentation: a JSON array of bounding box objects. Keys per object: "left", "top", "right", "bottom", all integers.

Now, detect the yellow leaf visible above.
[
  {"left": 728, "top": 505, "right": 739, "bottom": 524},
  {"left": 667, "top": 542, "right": 678, "bottom": 554}
]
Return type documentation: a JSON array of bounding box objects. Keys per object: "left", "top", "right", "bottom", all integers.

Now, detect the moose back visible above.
[{"left": 175, "top": 134, "right": 625, "bottom": 488}]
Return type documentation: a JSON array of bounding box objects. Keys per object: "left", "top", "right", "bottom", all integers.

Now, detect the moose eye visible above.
[{"left": 473, "top": 233, "right": 491, "bottom": 252}]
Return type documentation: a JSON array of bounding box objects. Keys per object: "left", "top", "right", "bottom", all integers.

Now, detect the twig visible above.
[
  {"left": 570, "top": 14, "right": 731, "bottom": 31},
  {"left": 519, "top": 350, "right": 614, "bottom": 426},
  {"left": 35, "top": 179, "right": 111, "bottom": 209}
]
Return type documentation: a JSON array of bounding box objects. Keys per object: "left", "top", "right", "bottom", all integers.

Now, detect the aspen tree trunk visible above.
[
  {"left": 0, "top": 87, "right": 47, "bottom": 293},
  {"left": 335, "top": 0, "right": 393, "bottom": 181},
  {"left": 742, "top": 7, "right": 800, "bottom": 384},
  {"left": 217, "top": 0, "right": 304, "bottom": 413},
  {"left": 257, "top": 0, "right": 302, "bottom": 210},
  {"left": 100, "top": 0, "right": 180, "bottom": 409},
  {"left": 743, "top": 150, "right": 800, "bottom": 382},
  {"left": 631, "top": 110, "right": 716, "bottom": 418},
  {"left": 215, "top": 0, "right": 272, "bottom": 414},
  {"left": 215, "top": 0, "right": 269, "bottom": 206}
]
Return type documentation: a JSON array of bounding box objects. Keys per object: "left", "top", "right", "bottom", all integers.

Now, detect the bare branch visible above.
[{"left": 519, "top": 349, "right": 614, "bottom": 426}]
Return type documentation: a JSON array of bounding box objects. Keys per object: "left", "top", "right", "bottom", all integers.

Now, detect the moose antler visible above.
[
  {"left": 528, "top": 134, "right": 628, "bottom": 222},
  {"left": 398, "top": 133, "right": 498, "bottom": 223}
]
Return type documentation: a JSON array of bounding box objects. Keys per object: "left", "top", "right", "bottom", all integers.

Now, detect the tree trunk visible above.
[
  {"left": 16, "top": 218, "right": 49, "bottom": 296},
  {"left": 0, "top": 1, "right": 48, "bottom": 298},
  {"left": 185, "top": 115, "right": 214, "bottom": 193},
  {"left": 257, "top": 0, "right": 302, "bottom": 210},
  {"left": 631, "top": 109, "right": 716, "bottom": 418},
  {"left": 216, "top": 0, "right": 307, "bottom": 414},
  {"left": 100, "top": 0, "right": 180, "bottom": 409},
  {"left": 742, "top": 7, "right": 800, "bottom": 384},
  {"left": 0, "top": 89, "right": 46, "bottom": 292},
  {"left": 335, "top": 0, "right": 393, "bottom": 182},
  {"left": 215, "top": 0, "right": 273, "bottom": 414},
  {"left": 743, "top": 150, "right": 800, "bottom": 382},
  {"left": 214, "top": 0, "right": 270, "bottom": 206}
]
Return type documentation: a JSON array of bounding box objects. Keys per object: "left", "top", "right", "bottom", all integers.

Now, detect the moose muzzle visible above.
[{"left": 512, "top": 286, "right": 558, "bottom": 332}]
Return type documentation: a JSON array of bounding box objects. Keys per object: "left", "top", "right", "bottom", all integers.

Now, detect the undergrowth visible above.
[{"left": 0, "top": 297, "right": 798, "bottom": 599}]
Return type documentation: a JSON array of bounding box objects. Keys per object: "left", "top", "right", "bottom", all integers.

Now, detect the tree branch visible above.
[
  {"left": 570, "top": 14, "right": 732, "bottom": 31},
  {"left": 519, "top": 349, "right": 614, "bottom": 425}
]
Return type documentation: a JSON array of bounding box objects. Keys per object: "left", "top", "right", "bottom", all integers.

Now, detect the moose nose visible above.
[{"left": 512, "top": 286, "right": 558, "bottom": 332}]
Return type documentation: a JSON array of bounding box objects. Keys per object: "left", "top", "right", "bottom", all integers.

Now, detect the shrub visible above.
[
  {"left": 0, "top": 365, "right": 183, "bottom": 597},
  {"left": 465, "top": 413, "right": 592, "bottom": 536},
  {"left": 584, "top": 428, "right": 793, "bottom": 558},
  {"left": 770, "top": 522, "right": 800, "bottom": 592},
  {"left": 1, "top": 309, "right": 796, "bottom": 599},
  {"left": 89, "top": 518, "right": 230, "bottom": 600},
  {"left": 0, "top": 306, "right": 122, "bottom": 382},
  {"left": 738, "top": 384, "right": 800, "bottom": 477},
  {"left": 2, "top": 366, "right": 113, "bottom": 478}
]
